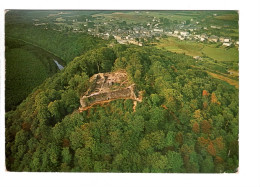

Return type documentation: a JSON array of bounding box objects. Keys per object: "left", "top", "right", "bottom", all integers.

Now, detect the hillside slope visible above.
[
  {"left": 5, "top": 44, "right": 238, "bottom": 173},
  {"left": 5, "top": 38, "right": 66, "bottom": 111}
]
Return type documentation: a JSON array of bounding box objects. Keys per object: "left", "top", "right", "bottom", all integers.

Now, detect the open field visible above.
[
  {"left": 92, "top": 11, "right": 195, "bottom": 24},
  {"left": 92, "top": 12, "right": 151, "bottom": 24},
  {"left": 155, "top": 36, "right": 238, "bottom": 89},
  {"left": 155, "top": 37, "right": 204, "bottom": 57},
  {"left": 155, "top": 37, "right": 238, "bottom": 62},
  {"left": 145, "top": 11, "right": 194, "bottom": 21},
  {"left": 215, "top": 14, "right": 238, "bottom": 21},
  {"left": 202, "top": 46, "right": 239, "bottom": 62}
]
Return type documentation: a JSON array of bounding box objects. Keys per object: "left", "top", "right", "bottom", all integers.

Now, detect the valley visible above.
[
  {"left": 5, "top": 10, "right": 239, "bottom": 173},
  {"left": 5, "top": 37, "right": 65, "bottom": 111}
]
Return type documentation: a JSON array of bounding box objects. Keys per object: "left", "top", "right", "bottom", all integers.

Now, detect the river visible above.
[{"left": 53, "top": 59, "right": 64, "bottom": 70}]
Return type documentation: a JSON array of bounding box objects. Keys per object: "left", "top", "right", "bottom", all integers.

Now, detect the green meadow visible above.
[
  {"left": 156, "top": 37, "right": 238, "bottom": 62},
  {"left": 202, "top": 46, "right": 239, "bottom": 62},
  {"left": 155, "top": 37, "right": 204, "bottom": 57}
]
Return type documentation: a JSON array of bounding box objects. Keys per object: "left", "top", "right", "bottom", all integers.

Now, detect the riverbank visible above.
[{"left": 5, "top": 37, "right": 65, "bottom": 111}]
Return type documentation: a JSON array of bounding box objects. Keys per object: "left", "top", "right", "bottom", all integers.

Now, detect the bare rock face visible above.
[{"left": 79, "top": 70, "right": 142, "bottom": 111}]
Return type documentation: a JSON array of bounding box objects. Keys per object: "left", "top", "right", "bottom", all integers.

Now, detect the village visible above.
[{"left": 32, "top": 11, "right": 239, "bottom": 47}]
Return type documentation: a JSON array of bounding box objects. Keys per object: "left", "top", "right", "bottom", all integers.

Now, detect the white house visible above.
[
  {"left": 208, "top": 35, "right": 219, "bottom": 43},
  {"left": 180, "top": 31, "right": 189, "bottom": 36},
  {"left": 224, "top": 38, "right": 230, "bottom": 42},
  {"left": 193, "top": 56, "right": 201, "bottom": 60},
  {"left": 174, "top": 30, "right": 179, "bottom": 35},
  {"left": 154, "top": 28, "right": 163, "bottom": 32},
  {"left": 178, "top": 36, "right": 185, "bottom": 40},
  {"left": 223, "top": 42, "right": 231, "bottom": 47},
  {"left": 166, "top": 32, "right": 173, "bottom": 36}
]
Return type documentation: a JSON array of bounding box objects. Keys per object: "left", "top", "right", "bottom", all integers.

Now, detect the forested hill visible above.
[
  {"left": 5, "top": 10, "right": 109, "bottom": 64},
  {"left": 5, "top": 43, "right": 238, "bottom": 172},
  {"left": 5, "top": 11, "right": 110, "bottom": 111},
  {"left": 5, "top": 24, "right": 108, "bottom": 63}
]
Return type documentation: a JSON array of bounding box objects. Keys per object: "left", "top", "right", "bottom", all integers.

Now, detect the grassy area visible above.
[
  {"left": 147, "top": 12, "right": 194, "bottom": 21},
  {"left": 93, "top": 11, "right": 194, "bottom": 24},
  {"left": 156, "top": 37, "right": 238, "bottom": 62},
  {"left": 215, "top": 14, "right": 238, "bottom": 21},
  {"left": 93, "top": 12, "right": 151, "bottom": 24},
  {"left": 5, "top": 38, "right": 63, "bottom": 111},
  {"left": 202, "top": 46, "right": 238, "bottom": 62},
  {"left": 155, "top": 37, "right": 204, "bottom": 57},
  {"left": 155, "top": 37, "right": 239, "bottom": 86},
  {"left": 112, "top": 12, "right": 150, "bottom": 22},
  {"left": 155, "top": 36, "right": 239, "bottom": 89}
]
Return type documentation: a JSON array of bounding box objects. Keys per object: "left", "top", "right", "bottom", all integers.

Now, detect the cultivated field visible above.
[
  {"left": 156, "top": 37, "right": 238, "bottom": 62},
  {"left": 202, "top": 46, "right": 239, "bottom": 62},
  {"left": 155, "top": 37, "right": 204, "bottom": 57}
]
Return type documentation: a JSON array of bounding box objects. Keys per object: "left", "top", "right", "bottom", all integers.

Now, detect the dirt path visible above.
[
  {"left": 206, "top": 71, "right": 238, "bottom": 89},
  {"left": 190, "top": 65, "right": 238, "bottom": 89},
  {"left": 79, "top": 95, "right": 142, "bottom": 112},
  {"left": 133, "top": 101, "right": 137, "bottom": 112}
]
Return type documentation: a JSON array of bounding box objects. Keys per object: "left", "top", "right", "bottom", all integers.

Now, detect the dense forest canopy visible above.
[
  {"left": 5, "top": 37, "right": 67, "bottom": 111},
  {"left": 5, "top": 10, "right": 238, "bottom": 173},
  {"left": 6, "top": 44, "right": 238, "bottom": 172}
]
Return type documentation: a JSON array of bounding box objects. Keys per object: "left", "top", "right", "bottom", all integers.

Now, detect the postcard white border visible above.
[{"left": 1, "top": 0, "right": 260, "bottom": 187}]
